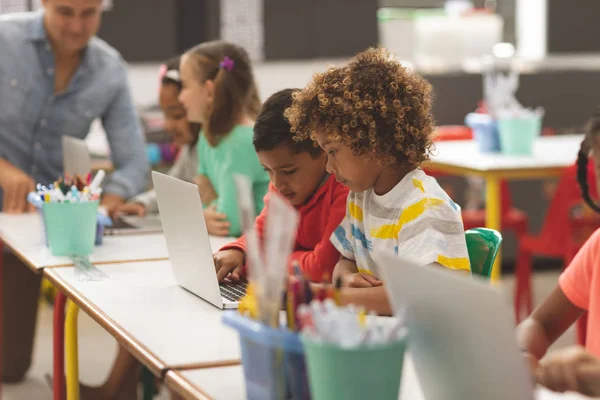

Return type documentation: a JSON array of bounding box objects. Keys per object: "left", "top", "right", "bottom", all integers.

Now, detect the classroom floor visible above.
[{"left": 2, "top": 270, "right": 577, "bottom": 400}]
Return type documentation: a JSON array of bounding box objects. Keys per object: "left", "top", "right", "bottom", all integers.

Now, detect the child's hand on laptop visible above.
[
  {"left": 204, "top": 205, "right": 230, "bottom": 236},
  {"left": 536, "top": 346, "right": 600, "bottom": 397},
  {"left": 214, "top": 249, "right": 245, "bottom": 282},
  {"left": 113, "top": 202, "right": 147, "bottom": 217},
  {"left": 344, "top": 272, "right": 383, "bottom": 288}
]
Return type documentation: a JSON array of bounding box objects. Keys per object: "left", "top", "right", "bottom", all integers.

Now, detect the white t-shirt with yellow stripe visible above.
[{"left": 330, "top": 168, "right": 471, "bottom": 278}]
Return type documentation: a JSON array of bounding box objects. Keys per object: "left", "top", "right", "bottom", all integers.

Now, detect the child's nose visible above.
[{"left": 325, "top": 158, "right": 336, "bottom": 174}]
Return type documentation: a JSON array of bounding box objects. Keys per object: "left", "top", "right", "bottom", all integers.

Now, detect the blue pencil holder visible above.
[
  {"left": 222, "top": 312, "right": 310, "bottom": 400},
  {"left": 465, "top": 113, "right": 501, "bottom": 153}
]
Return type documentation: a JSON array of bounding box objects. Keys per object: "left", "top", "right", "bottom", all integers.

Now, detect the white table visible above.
[
  {"left": 0, "top": 213, "right": 169, "bottom": 271},
  {"left": 430, "top": 134, "right": 584, "bottom": 176},
  {"left": 44, "top": 260, "right": 241, "bottom": 376},
  {"left": 0, "top": 213, "right": 236, "bottom": 272},
  {"left": 427, "top": 134, "right": 584, "bottom": 280},
  {"left": 164, "top": 359, "right": 597, "bottom": 400}
]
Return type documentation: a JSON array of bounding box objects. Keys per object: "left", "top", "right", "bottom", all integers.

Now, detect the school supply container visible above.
[
  {"left": 465, "top": 112, "right": 501, "bottom": 153},
  {"left": 497, "top": 111, "right": 543, "bottom": 156},
  {"left": 42, "top": 200, "right": 99, "bottom": 256},
  {"left": 301, "top": 333, "right": 407, "bottom": 400},
  {"left": 222, "top": 312, "right": 310, "bottom": 400}
]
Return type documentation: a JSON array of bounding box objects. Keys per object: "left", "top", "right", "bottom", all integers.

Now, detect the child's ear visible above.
[{"left": 205, "top": 79, "right": 216, "bottom": 100}]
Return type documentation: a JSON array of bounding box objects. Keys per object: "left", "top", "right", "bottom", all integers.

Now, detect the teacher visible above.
[{"left": 0, "top": 0, "right": 148, "bottom": 382}]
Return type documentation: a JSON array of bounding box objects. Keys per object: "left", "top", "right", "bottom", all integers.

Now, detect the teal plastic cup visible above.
[
  {"left": 42, "top": 201, "right": 99, "bottom": 256},
  {"left": 497, "top": 114, "right": 542, "bottom": 156},
  {"left": 301, "top": 333, "right": 407, "bottom": 400}
]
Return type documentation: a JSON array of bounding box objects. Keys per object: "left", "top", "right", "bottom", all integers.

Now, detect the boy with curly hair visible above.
[{"left": 286, "top": 47, "right": 470, "bottom": 315}]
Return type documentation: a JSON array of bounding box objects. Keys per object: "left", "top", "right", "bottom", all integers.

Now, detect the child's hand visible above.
[
  {"left": 101, "top": 193, "right": 125, "bottom": 217},
  {"left": 522, "top": 351, "right": 540, "bottom": 382},
  {"left": 204, "top": 205, "right": 230, "bottom": 236},
  {"left": 536, "top": 346, "right": 600, "bottom": 397},
  {"left": 213, "top": 249, "right": 245, "bottom": 282},
  {"left": 113, "top": 202, "right": 147, "bottom": 218},
  {"left": 343, "top": 272, "right": 383, "bottom": 288}
]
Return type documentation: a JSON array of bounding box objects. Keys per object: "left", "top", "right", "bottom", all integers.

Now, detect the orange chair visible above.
[{"left": 514, "top": 161, "right": 600, "bottom": 342}]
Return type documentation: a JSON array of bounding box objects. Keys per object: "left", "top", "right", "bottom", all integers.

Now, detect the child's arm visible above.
[
  {"left": 517, "top": 286, "right": 584, "bottom": 361},
  {"left": 518, "top": 227, "right": 599, "bottom": 362},
  {"left": 338, "top": 286, "right": 392, "bottom": 316},
  {"left": 290, "top": 186, "right": 348, "bottom": 281},
  {"left": 195, "top": 174, "right": 217, "bottom": 206},
  {"left": 214, "top": 191, "right": 270, "bottom": 281},
  {"left": 332, "top": 256, "right": 359, "bottom": 284},
  {"left": 536, "top": 346, "right": 600, "bottom": 397}
]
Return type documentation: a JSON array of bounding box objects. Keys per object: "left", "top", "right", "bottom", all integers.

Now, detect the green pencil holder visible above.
[
  {"left": 497, "top": 114, "right": 542, "bottom": 156},
  {"left": 301, "top": 334, "right": 407, "bottom": 400},
  {"left": 42, "top": 201, "right": 99, "bottom": 256}
]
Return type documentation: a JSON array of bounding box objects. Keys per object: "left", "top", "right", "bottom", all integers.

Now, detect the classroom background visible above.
[{"left": 1, "top": 0, "right": 599, "bottom": 398}]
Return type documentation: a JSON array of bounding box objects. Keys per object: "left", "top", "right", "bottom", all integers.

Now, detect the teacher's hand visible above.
[{"left": 0, "top": 159, "right": 35, "bottom": 213}]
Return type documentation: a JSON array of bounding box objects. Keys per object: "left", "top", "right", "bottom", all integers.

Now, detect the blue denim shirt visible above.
[{"left": 0, "top": 12, "right": 149, "bottom": 209}]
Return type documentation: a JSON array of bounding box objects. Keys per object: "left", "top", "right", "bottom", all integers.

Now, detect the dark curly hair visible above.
[
  {"left": 577, "top": 107, "right": 600, "bottom": 213},
  {"left": 285, "top": 47, "right": 435, "bottom": 166}
]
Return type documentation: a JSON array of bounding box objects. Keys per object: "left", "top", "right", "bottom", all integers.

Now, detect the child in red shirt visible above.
[
  {"left": 213, "top": 89, "right": 349, "bottom": 282},
  {"left": 518, "top": 109, "right": 600, "bottom": 397}
]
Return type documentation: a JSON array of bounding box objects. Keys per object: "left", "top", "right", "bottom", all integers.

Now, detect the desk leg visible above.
[
  {"left": 65, "top": 301, "right": 80, "bottom": 400},
  {"left": 53, "top": 292, "right": 67, "bottom": 400},
  {"left": 485, "top": 176, "right": 502, "bottom": 281}
]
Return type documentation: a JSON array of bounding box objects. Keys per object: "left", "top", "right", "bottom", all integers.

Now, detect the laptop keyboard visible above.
[{"left": 219, "top": 279, "right": 248, "bottom": 302}]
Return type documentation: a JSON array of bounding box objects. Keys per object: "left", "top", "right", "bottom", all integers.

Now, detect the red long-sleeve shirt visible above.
[{"left": 220, "top": 174, "right": 349, "bottom": 282}]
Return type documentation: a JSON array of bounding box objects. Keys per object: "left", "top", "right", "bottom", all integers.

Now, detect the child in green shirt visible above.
[{"left": 179, "top": 40, "right": 268, "bottom": 236}]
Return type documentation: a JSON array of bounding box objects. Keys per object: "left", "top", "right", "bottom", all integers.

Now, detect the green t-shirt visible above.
[{"left": 197, "top": 125, "right": 270, "bottom": 236}]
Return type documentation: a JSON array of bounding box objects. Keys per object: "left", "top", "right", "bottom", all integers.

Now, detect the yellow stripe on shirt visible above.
[
  {"left": 412, "top": 178, "right": 425, "bottom": 193},
  {"left": 348, "top": 201, "right": 364, "bottom": 221},
  {"left": 370, "top": 197, "right": 445, "bottom": 239},
  {"left": 436, "top": 254, "right": 471, "bottom": 272}
]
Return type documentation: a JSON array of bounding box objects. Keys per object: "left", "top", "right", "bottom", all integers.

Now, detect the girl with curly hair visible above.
[{"left": 286, "top": 47, "right": 470, "bottom": 315}]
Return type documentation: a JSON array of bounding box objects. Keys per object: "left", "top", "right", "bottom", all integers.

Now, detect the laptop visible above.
[
  {"left": 152, "top": 171, "right": 247, "bottom": 309},
  {"left": 376, "top": 252, "right": 535, "bottom": 400},
  {"left": 103, "top": 214, "right": 163, "bottom": 235},
  {"left": 62, "top": 136, "right": 92, "bottom": 178}
]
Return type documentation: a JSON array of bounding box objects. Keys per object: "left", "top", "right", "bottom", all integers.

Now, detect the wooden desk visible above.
[
  {"left": 44, "top": 260, "right": 241, "bottom": 377},
  {"left": 427, "top": 134, "right": 584, "bottom": 281},
  {"left": 165, "top": 359, "right": 597, "bottom": 400}
]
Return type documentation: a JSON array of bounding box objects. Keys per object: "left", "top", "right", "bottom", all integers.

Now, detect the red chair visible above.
[
  {"left": 514, "top": 161, "right": 600, "bottom": 344},
  {"left": 433, "top": 125, "right": 473, "bottom": 142}
]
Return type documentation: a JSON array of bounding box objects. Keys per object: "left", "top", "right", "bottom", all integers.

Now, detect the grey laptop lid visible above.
[
  {"left": 377, "top": 252, "right": 535, "bottom": 400},
  {"left": 152, "top": 171, "right": 225, "bottom": 309},
  {"left": 62, "top": 136, "right": 92, "bottom": 177}
]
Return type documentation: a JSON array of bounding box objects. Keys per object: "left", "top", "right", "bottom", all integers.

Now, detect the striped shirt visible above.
[{"left": 330, "top": 168, "right": 470, "bottom": 278}]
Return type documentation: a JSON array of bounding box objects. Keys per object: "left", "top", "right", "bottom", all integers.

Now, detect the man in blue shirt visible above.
[{"left": 0, "top": 0, "right": 149, "bottom": 382}]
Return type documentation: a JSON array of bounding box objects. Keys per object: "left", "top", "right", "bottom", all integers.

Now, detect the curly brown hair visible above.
[{"left": 286, "top": 47, "right": 435, "bottom": 166}]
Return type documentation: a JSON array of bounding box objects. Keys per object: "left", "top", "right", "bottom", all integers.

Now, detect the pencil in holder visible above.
[
  {"left": 222, "top": 312, "right": 310, "bottom": 400},
  {"left": 42, "top": 200, "right": 99, "bottom": 256},
  {"left": 301, "top": 333, "right": 407, "bottom": 400}
]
